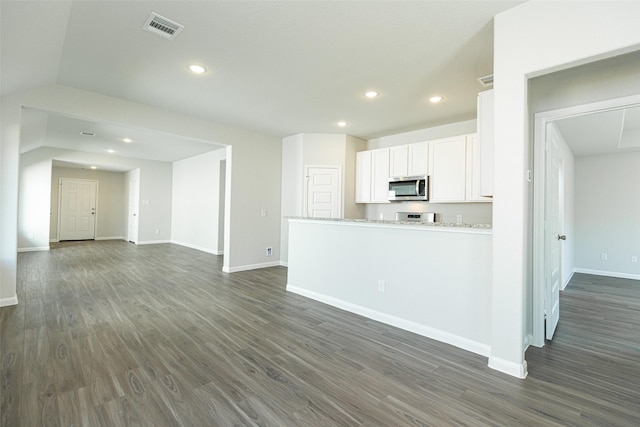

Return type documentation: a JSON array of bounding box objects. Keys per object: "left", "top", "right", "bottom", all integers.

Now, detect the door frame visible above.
[
  {"left": 304, "top": 165, "right": 342, "bottom": 218},
  {"left": 57, "top": 177, "right": 99, "bottom": 241},
  {"left": 532, "top": 93, "right": 640, "bottom": 347}
]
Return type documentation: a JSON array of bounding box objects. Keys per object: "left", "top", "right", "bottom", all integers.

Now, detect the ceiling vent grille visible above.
[
  {"left": 80, "top": 131, "right": 96, "bottom": 137},
  {"left": 477, "top": 74, "right": 494, "bottom": 88},
  {"left": 143, "top": 12, "right": 184, "bottom": 41}
]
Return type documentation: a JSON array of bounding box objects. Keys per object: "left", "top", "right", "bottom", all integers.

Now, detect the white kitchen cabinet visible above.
[
  {"left": 371, "top": 148, "right": 390, "bottom": 203},
  {"left": 389, "top": 145, "right": 409, "bottom": 177},
  {"left": 429, "top": 136, "right": 467, "bottom": 202},
  {"left": 355, "top": 151, "right": 372, "bottom": 203},
  {"left": 389, "top": 142, "right": 428, "bottom": 177},
  {"left": 477, "top": 89, "right": 494, "bottom": 197},
  {"left": 355, "top": 148, "right": 389, "bottom": 203},
  {"left": 466, "top": 135, "right": 492, "bottom": 202},
  {"left": 408, "top": 142, "right": 428, "bottom": 176}
]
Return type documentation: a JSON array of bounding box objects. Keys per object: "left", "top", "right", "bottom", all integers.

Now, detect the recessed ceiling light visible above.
[
  {"left": 429, "top": 95, "right": 444, "bottom": 103},
  {"left": 188, "top": 64, "right": 207, "bottom": 74},
  {"left": 107, "top": 149, "right": 115, "bottom": 154},
  {"left": 365, "top": 91, "right": 379, "bottom": 99},
  {"left": 90, "top": 166, "right": 97, "bottom": 170},
  {"left": 123, "top": 138, "right": 133, "bottom": 143},
  {"left": 337, "top": 121, "right": 347, "bottom": 127}
]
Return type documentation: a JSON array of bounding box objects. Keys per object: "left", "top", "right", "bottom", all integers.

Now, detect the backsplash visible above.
[{"left": 363, "top": 201, "right": 492, "bottom": 225}]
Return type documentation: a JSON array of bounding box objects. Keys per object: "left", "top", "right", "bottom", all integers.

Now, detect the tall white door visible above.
[
  {"left": 545, "top": 128, "right": 562, "bottom": 340},
  {"left": 127, "top": 175, "right": 139, "bottom": 243},
  {"left": 305, "top": 166, "right": 341, "bottom": 218},
  {"left": 58, "top": 178, "right": 97, "bottom": 241}
]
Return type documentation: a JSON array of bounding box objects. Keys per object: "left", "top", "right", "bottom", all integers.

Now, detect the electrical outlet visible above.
[
  {"left": 456, "top": 214, "right": 463, "bottom": 224},
  {"left": 266, "top": 247, "right": 273, "bottom": 257},
  {"left": 378, "top": 280, "right": 385, "bottom": 293},
  {"left": 632, "top": 256, "right": 638, "bottom": 263},
  {"left": 601, "top": 253, "right": 608, "bottom": 261},
  {"left": 155, "top": 229, "right": 160, "bottom": 235}
]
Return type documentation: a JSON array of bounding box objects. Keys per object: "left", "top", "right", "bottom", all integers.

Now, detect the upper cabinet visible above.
[
  {"left": 466, "top": 135, "right": 492, "bottom": 202},
  {"left": 477, "top": 89, "right": 494, "bottom": 197},
  {"left": 356, "top": 148, "right": 389, "bottom": 203},
  {"left": 389, "top": 142, "right": 428, "bottom": 177},
  {"left": 429, "top": 136, "right": 467, "bottom": 202}
]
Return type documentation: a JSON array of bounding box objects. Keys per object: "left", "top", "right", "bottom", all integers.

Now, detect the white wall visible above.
[
  {"left": 1, "top": 84, "right": 282, "bottom": 303},
  {"left": 574, "top": 152, "right": 640, "bottom": 279},
  {"left": 367, "top": 119, "right": 477, "bottom": 149},
  {"left": 492, "top": 0, "right": 640, "bottom": 378},
  {"left": 17, "top": 150, "right": 52, "bottom": 251},
  {"left": 50, "top": 166, "right": 125, "bottom": 241},
  {"left": 279, "top": 133, "right": 366, "bottom": 264},
  {"left": 287, "top": 220, "right": 492, "bottom": 356},
  {"left": 171, "top": 148, "right": 226, "bottom": 254}
]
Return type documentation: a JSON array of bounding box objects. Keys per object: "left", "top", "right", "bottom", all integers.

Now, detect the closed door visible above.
[
  {"left": 305, "top": 166, "right": 341, "bottom": 218},
  {"left": 58, "top": 178, "right": 97, "bottom": 241}
]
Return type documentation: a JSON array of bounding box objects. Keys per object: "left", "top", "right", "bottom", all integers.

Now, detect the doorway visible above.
[{"left": 532, "top": 93, "right": 640, "bottom": 347}]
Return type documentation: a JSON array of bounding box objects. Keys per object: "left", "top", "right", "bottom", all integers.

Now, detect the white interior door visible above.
[
  {"left": 305, "top": 166, "right": 341, "bottom": 218},
  {"left": 58, "top": 178, "right": 97, "bottom": 241},
  {"left": 128, "top": 175, "right": 139, "bottom": 243},
  {"left": 545, "top": 129, "right": 562, "bottom": 340}
]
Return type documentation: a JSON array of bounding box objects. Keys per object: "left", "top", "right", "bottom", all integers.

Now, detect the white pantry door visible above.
[
  {"left": 545, "top": 128, "right": 561, "bottom": 340},
  {"left": 59, "top": 178, "right": 97, "bottom": 241},
  {"left": 305, "top": 166, "right": 341, "bottom": 218},
  {"left": 127, "top": 175, "right": 140, "bottom": 243}
]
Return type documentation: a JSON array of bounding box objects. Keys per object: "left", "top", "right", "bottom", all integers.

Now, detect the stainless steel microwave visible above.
[{"left": 388, "top": 175, "right": 429, "bottom": 201}]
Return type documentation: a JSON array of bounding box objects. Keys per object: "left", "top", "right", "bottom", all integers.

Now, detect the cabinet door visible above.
[
  {"left": 371, "top": 148, "right": 390, "bottom": 203},
  {"left": 355, "top": 151, "right": 372, "bottom": 203},
  {"left": 429, "top": 136, "right": 467, "bottom": 203},
  {"left": 389, "top": 145, "right": 409, "bottom": 177},
  {"left": 466, "top": 135, "right": 492, "bottom": 202},
  {"left": 478, "top": 89, "right": 494, "bottom": 196},
  {"left": 408, "top": 142, "right": 428, "bottom": 176}
]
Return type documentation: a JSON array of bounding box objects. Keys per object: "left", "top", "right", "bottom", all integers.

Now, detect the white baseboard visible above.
[
  {"left": 17, "top": 246, "right": 49, "bottom": 253},
  {"left": 573, "top": 268, "right": 640, "bottom": 281},
  {"left": 135, "top": 240, "right": 171, "bottom": 245},
  {"left": 280, "top": 261, "right": 289, "bottom": 267},
  {"left": 561, "top": 270, "right": 575, "bottom": 291},
  {"left": 488, "top": 356, "right": 528, "bottom": 379},
  {"left": 223, "top": 261, "right": 282, "bottom": 273},
  {"left": 95, "top": 236, "right": 124, "bottom": 241},
  {"left": 286, "top": 284, "right": 491, "bottom": 358},
  {"left": 0, "top": 295, "right": 18, "bottom": 307},
  {"left": 50, "top": 239, "right": 59, "bottom": 243},
  {"left": 170, "top": 240, "right": 223, "bottom": 255}
]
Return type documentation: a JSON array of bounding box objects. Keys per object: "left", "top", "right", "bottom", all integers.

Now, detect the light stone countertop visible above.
[{"left": 286, "top": 216, "right": 492, "bottom": 232}]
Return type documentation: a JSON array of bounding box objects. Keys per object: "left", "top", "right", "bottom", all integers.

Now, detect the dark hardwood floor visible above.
[{"left": 1, "top": 241, "right": 639, "bottom": 426}]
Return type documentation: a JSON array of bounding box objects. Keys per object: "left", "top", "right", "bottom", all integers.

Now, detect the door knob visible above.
[{"left": 558, "top": 234, "right": 566, "bottom": 241}]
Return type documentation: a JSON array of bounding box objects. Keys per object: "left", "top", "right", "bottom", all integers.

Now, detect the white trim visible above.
[
  {"left": 561, "top": 269, "right": 575, "bottom": 291},
  {"left": 286, "top": 284, "right": 491, "bottom": 358},
  {"left": 17, "top": 246, "right": 50, "bottom": 252},
  {"left": 50, "top": 239, "right": 59, "bottom": 243},
  {"left": 573, "top": 268, "right": 640, "bottom": 281},
  {"left": 532, "top": 93, "right": 640, "bottom": 348},
  {"left": 488, "top": 356, "right": 528, "bottom": 379},
  {"left": 223, "top": 261, "right": 281, "bottom": 273},
  {"left": 95, "top": 236, "right": 125, "bottom": 241},
  {"left": 0, "top": 295, "right": 18, "bottom": 307},
  {"left": 279, "top": 261, "right": 289, "bottom": 267},
  {"left": 170, "top": 240, "right": 223, "bottom": 255},
  {"left": 135, "top": 240, "right": 171, "bottom": 245}
]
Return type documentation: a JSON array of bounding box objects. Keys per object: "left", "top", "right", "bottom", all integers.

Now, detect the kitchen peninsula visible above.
[{"left": 286, "top": 217, "right": 492, "bottom": 356}]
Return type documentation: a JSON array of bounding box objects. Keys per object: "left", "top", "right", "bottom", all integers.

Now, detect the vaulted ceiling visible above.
[{"left": 2, "top": 0, "right": 523, "bottom": 150}]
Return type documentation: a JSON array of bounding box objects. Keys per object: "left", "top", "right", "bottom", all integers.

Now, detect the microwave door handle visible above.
[{"left": 416, "top": 179, "right": 420, "bottom": 196}]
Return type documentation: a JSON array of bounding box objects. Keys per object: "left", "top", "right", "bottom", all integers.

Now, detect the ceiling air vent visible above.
[
  {"left": 80, "top": 131, "right": 96, "bottom": 137},
  {"left": 143, "top": 12, "right": 184, "bottom": 41},
  {"left": 477, "top": 74, "right": 494, "bottom": 88}
]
